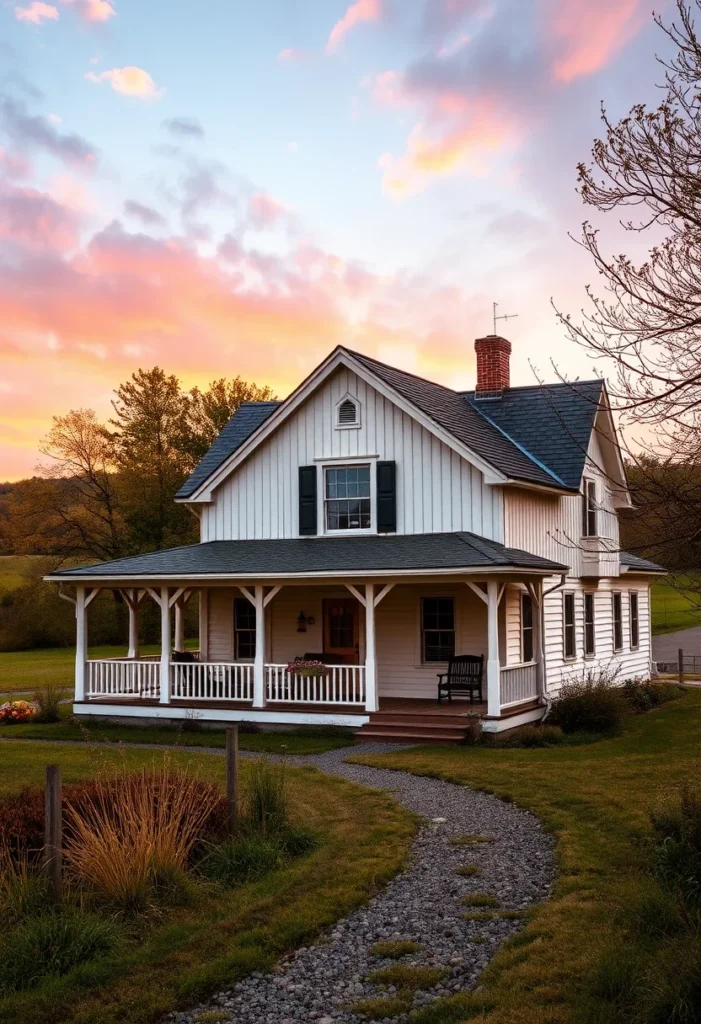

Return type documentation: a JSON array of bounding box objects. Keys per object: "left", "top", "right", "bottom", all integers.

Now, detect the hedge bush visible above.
[{"left": 549, "top": 673, "right": 630, "bottom": 734}]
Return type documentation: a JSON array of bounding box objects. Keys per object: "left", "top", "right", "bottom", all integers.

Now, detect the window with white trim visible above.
[
  {"left": 612, "top": 592, "right": 623, "bottom": 651},
  {"left": 521, "top": 592, "right": 534, "bottom": 663},
  {"left": 324, "top": 464, "right": 371, "bottom": 531},
  {"left": 234, "top": 597, "right": 256, "bottom": 660},
  {"left": 582, "top": 478, "right": 598, "bottom": 537},
  {"left": 563, "top": 592, "right": 576, "bottom": 660},
  {"left": 422, "top": 597, "right": 455, "bottom": 662},
  {"left": 630, "top": 591, "right": 640, "bottom": 649},
  {"left": 584, "top": 592, "right": 596, "bottom": 657}
]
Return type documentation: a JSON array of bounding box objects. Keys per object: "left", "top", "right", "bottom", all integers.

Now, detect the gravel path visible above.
[{"left": 171, "top": 744, "right": 556, "bottom": 1024}]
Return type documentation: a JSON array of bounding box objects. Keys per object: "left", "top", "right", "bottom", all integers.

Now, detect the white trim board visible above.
[{"left": 73, "top": 703, "right": 369, "bottom": 728}]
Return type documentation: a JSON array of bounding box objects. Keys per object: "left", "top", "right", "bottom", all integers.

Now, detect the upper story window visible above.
[
  {"left": 325, "top": 465, "right": 371, "bottom": 531},
  {"left": 336, "top": 396, "right": 360, "bottom": 429},
  {"left": 582, "top": 478, "right": 598, "bottom": 537}
]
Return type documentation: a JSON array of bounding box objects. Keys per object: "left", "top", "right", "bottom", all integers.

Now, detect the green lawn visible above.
[
  {"left": 651, "top": 573, "right": 701, "bottom": 634},
  {"left": 0, "top": 554, "right": 38, "bottom": 593},
  {"left": 352, "top": 688, "right": 701, "bottom": 1024},
  {"left": 0, "top": 740, "right": 416, "bottom": 1024}
]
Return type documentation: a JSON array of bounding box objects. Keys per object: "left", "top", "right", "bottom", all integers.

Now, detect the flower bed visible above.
[{"left": 0, "top": 701, "right": 35, "bottom": 725}]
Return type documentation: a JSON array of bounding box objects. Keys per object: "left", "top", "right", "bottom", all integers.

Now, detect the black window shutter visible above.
[
  {"left": 376, "top": 460, "right": 397, "bottom": 533},
  {"left": 298, "top": 466, "right": 317, "bottom": 535}
]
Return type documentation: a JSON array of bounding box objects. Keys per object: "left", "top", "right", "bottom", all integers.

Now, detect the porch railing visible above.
[
  {"left": 500, "top": 662, "right": 538, "bottom": 708},
  {"left": 86, "top": 659, "right": 160, "bottom": 698},
  {"left": 266, "top": 664, "right": 366, "bottom": 705},
  {"left": 170, "top": 662, "right": 253, "bottom": 702}
]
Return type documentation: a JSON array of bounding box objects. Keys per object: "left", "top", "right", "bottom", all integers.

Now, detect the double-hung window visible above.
[
  {"left": 324, "top": 465, "right": 371, "bottom": 531},
  {"left": 234, "top": 598, "right": 256, "bottom": 660},
  {"left": 582, "top": 479, "right": 598, "bottom": 537},
  {"left": 584, "top": 592, "right": 596, "bottom": 657},
  {"left": 521, "top": 593, "right": 534, "bottom": 663},
  {"left": 422, "top": 597, "right": 455, "bottom": 662},
  {"left": 563, "top": 592, "right": 576, "bottom": 659},
  {"left": 612, "top": 592, "right": 623, "bottom": 651},
  {"left": 630, "top": 591, "right": 640, "bottom": 649}
]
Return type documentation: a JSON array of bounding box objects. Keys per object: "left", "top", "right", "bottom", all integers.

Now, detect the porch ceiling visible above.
[{"left": 45, "top": 531, "right": 568, "bottom": 584}]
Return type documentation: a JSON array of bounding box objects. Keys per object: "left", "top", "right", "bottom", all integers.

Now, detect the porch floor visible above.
[{"left": 77, "top": 695, "right": 488, "bottom": 716}]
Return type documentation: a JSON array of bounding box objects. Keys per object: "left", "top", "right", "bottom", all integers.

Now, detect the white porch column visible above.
[
  {"left": 159, "top": 586, "right": 171, "bottom": 705},
  {"left": 127, "top": 591, "right": 139, "bottom": 660},
  {"left": 486, "top": 580, "right": 500, "bottom": 718},
  {"left": 174, "top": 600, "right": 185, "bottom": 653},
  {"left": 75, "top": 586, "right": 87, "bottom": 702},
  {"left": 364, "top": 582, "right": 378, "bottom": 713},
  {"left": 253, "top": 585, "right": 266, "bottom": 708},
  {"left": 535, "top": 579, "right": 546, "bottom": 697}
]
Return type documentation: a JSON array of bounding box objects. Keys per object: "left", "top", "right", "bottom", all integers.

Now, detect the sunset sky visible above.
[{"left": 0, "top": 0, "right": 671, "bottom": 480}]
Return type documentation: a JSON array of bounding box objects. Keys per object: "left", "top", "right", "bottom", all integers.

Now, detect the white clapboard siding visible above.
[
  {"left": 542, "top": 581, "right": 651, "bottom": 695},
  {"left": 200, "top": 366, "right": 504, "bottom": 542},
  {"left": 504, "top": 429, "right": 620, "bottom": 579}
]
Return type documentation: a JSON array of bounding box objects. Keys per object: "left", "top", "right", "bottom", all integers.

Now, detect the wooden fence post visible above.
[
  {"left": 44, "top": 764, "right": 62, "bottom": 900},
  {"left": 679, "top": 648, "right": 684, "bottom": 685},
  {"left": 226, "top": 726, "right": 239, "bottom": 836}
]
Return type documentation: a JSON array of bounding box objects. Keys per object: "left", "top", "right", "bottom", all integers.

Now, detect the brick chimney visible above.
[{"left": 474, "top": 335, "right": 511, "bottom": 397}]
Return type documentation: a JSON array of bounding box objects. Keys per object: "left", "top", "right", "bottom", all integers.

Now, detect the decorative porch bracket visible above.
[
  {"left": 120, "top": 589, "right": 146, "bottom": 659},
  {"left": 344, "top": 582, "right": 395, "bottom": 712}
]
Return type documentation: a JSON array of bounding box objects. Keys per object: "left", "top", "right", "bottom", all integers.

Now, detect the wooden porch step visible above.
[
  {"left": 367, "top": 712, "right": 481, "bottom": 728},
  {"left": 355, "top": 727, "right": 469, "bottom": 745},
  {"left": 355, "top": 706, "right": 482, "bottom": 744}
]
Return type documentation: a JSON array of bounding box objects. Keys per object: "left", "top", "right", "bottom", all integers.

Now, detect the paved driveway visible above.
[{"left": 653, "top": 626, "right": 701, "bottom": 662}]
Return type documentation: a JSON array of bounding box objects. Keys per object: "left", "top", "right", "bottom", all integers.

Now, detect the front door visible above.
[{"left": 323, "top": 598, "right": 359, "bottom": 664}]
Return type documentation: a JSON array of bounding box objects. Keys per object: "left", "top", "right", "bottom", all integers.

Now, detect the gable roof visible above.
[
  {"left": 462, "top": 380, "right": 604, "bottom": 491},
  {"left": 46, "top": 531, "right": 569, "bottom": 581},
  {"left": 177, "top": 347, "right": 609, "bottom": 502},
  {"left": 177, "top": 401, "right": 279, "bottom": 499}
]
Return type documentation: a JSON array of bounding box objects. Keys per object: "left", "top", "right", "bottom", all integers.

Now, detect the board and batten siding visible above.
[
  {"left": 542, "top": 581, "right": 651, "bottom": 695},
  {"left": 200, "top": 367, "right": 504, "bottom": 542},
  {"left": 504, "top": 429, "right": 620, "bottom": 578}
]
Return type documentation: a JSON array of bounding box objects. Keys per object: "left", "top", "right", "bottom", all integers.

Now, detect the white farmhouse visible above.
[{"left": 48, "top": 336, "right": 664, "bottom": 740}]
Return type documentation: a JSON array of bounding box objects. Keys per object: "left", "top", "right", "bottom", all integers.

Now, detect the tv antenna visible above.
[{"left": 492, "top": 301, "right": 518, "bottom": 336}]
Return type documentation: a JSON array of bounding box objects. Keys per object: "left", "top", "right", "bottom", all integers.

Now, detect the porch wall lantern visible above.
[{"left": 296, "top": 611, "right": 308, "bottom": 633}]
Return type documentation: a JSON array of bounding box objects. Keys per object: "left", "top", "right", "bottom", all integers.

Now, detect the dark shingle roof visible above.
[
  {"left": 620, "top": 550, "right": 666, "bottom": 574},
  {"left": 462, "top": 380, "right": 604, "bottom": 491},
  {"left": 47, "top": 532, "right": 568, "bottom": 580},
  {"left": 177, "top": 401, "right": 279, "bottom": 499},
  {"left": 348, "top": 349, "right": 563, "bottom": 489}
]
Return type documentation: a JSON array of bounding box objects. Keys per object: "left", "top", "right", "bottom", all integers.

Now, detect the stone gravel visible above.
[{"left": 168, "top": 744, "right": 555, "bottom": 1024}]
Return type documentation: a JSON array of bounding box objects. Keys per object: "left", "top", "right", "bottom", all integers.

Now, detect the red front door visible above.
[{"left": 322, "top": 598, "right": 360, "bottom": 664}]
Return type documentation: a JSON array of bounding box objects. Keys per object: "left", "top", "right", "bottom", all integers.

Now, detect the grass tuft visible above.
[
  {"left": 454, "top": 863, "right": 480, "bottom": 877},
  {"left": 462, "top": 911, "right": 494, "bottom": 921},
  {"left": 368, "top": 964, "right": 448, "bottom": 990},
  {"left": 461, "top": 892, "right": 498, "bottom": 907},
  {"left": 352, "top": 993, "right": 413, "bottom": 1019},
  {"left": 371, "top": 939, "right": 422, "bottom": 959}
]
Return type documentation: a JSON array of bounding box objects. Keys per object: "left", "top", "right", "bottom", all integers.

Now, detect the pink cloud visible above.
[
  {"left": 15, "top": 3, "right": 59, "bottom": 24},
  {"left": 278, "top": 47, "right": 305, "bottom": 62},
  {"left": 249, "top": 192, "right": 287, "bottom": 229},
  {"left": 85, "top": 66, "right": 163, "bottom": 100},
  {"left": 326, "top": 0, "right": 381, "bottom": 53},
  {"left": 0, "top": 183, "right": 80, "bottom": 251},
  {"left": 62, "top": 0, "right": 116, "bottom": 22},
  {"left": 544, "top": 0, "right": 646, "bottom": 82}
]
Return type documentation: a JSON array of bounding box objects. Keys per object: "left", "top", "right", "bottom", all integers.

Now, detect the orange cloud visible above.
[
  {"left": 62, "top": 0, "right": 115, "bottom": 22},
  {"left": 545, "top": 0, "right": 645, "bottom": 82},
  {"left": 15, "top": 2, "right": 58, "bottom": 24},
  {"left": 326, "top": 0, "right": 381, "bottom": 53},
  {"left": 85, "top": 67, "right": 163, "bottom": 100}
]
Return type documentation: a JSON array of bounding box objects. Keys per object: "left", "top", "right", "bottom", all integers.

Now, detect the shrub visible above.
[
  {"left": 622, "top": 678, "right": 684, "bottom": 714},
  {"left": 62, "top": 766, "right": 226, "bottom": 914},
  {"left": 491, "top": 724, "right": 565, "bottom": 748},
  {"left": 549, "top": 669, "right": 629, "bottom": 734},
  {"left": 0, "top": 910, "right": 121, "bottom": 992},
  {"left": 32, "top": 683, "right": 63, "bottom": 724},
  {"left": 245, "top": 759, "right": 287, "bottom": 835},
  {"left": 0, "top": 774, "right": 228, "bottom": 865}
]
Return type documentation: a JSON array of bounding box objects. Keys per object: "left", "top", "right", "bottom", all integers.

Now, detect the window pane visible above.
[
  {"left": 422, "top": 598, "right": 455, "bottom": 662},
  {"left": 564, "top": 593, "right": 576, "bottom": 658},
  {"left": 234, "top": 598, "right": 256, "bottom": 660},
  {"left": 584, "top": 594, "right": 595, "bottom": 656},
  {"left": 613, "top": 593, "right": 623, "bottom": 651},
  {"left": 630, "top": 592, "right": 639, "bottom": 648},
  {"left": 325, "top": 466, "right": 371, "bottom": 530}
]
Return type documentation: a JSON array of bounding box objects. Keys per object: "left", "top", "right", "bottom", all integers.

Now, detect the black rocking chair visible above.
[{"left": 437, "top": 654, "right": 484, "bottom": 704}]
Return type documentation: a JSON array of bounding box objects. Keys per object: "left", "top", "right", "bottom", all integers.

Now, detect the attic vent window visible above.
[{"left": 337, "top": 397, "right": 359, "bottom": 428}]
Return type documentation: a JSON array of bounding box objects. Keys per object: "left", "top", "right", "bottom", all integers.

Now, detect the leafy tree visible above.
[{"left": 186, "top": 376, "right": 276, "bottom": 462}]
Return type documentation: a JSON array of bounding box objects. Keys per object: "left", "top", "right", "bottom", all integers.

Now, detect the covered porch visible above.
[{"left": 47, "top": 532, "right": 567, "bottom": 735}]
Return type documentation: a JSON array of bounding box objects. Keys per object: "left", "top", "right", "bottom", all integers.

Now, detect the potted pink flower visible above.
[{"left": 286, "top": 659, "right": 327, "bottom": 679}]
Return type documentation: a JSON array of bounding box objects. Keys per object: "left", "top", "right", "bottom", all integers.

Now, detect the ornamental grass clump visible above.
[
  {"left": 63, "top": 765, "right": 224, "bottom": 914},
  {"left": 31, "top": 683, "right": 64, "bottom": 724},
  {"left": 245, "top": 758, "right": 288, "bottom": 835}
]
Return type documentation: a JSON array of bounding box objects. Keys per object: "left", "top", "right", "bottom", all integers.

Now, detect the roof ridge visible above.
[
  {"left": 460, "top": 379, "right": 603, "bottom": 397},
  {"left": 342, "top": 346, "right": 459, "bottom": 395}
]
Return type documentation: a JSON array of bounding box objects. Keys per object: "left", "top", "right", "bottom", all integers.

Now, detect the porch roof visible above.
[{"left": 46, "top": 531, "right": 569, "bottom": 582}]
